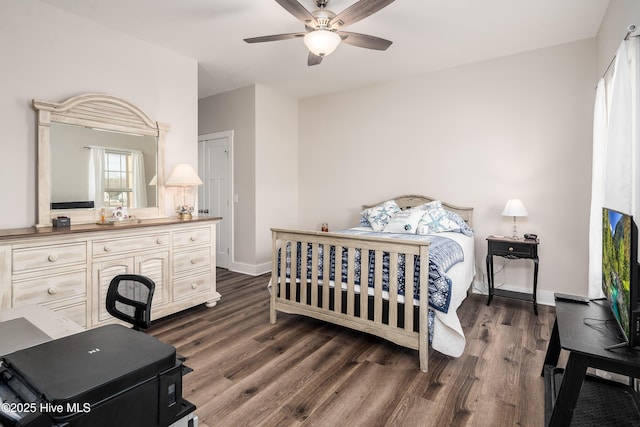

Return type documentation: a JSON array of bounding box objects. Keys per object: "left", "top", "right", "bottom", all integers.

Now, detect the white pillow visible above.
[
  {"left": 383, "top": 209, "right": 425, "bottom": 234},
  {"left": 416, "top": 200, "right": 461, "bottom": 234},
  {"left": 361, "top": 200, "right": 401, "bottom": 231}
]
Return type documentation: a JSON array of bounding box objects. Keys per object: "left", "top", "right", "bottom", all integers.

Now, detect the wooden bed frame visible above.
[{"left": 270, "top": 195, "right": 473, "bottom": 372}]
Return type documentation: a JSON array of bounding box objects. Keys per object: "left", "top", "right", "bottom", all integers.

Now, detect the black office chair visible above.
[{"left": 106, "top": 274, "right": 155, "bottom": 331}]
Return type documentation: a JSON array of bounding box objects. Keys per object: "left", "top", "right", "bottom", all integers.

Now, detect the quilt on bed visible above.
[{"left": 278, "top": 228, "right": 464, "bottom": 314}]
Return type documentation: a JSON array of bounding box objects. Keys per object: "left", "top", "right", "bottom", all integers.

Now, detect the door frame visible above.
[{"left": 198, "top": 130, "right": 234, "bottom": 270}]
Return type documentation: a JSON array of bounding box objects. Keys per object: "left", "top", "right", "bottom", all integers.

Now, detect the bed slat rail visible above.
[{"left": 270, "top": 228, "right": 430, "bottom": 372}]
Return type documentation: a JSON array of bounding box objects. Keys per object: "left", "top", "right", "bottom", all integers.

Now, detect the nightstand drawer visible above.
[{"left": 490, "top": 241, "right": 535, "bottom": 257}]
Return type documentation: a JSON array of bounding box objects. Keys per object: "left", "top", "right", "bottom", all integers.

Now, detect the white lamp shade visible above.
[
  {"left": 304, "top": 30, "right": 341, "bottom": 56},
  {"left": 502, "top": 199, "right": 528, "bottom": 217},
  {"left": 165, "top": 163, "right": 203, "bottom": 187}
]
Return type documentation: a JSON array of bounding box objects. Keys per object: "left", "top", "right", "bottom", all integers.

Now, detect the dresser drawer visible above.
[
  {"left": 13, "top": 270, "right": 87, "bottom": 306},
  {"left": 92, "top": 233, "right": 169, "bottom": 257},
  {"left": 13, "top": 242, "right": 86, "bottom": 273},
  {"left": 173, "top": 247, "right": 211, "bottom": 275},
  {"left": 173, "top": 227, "right": 211, "bottom": 248},
  {"left": 172, "top": 273, "right": 212, "bottom": 301},
  {"left": 490, "top": 241, "right": 536, "bottom": 257}
]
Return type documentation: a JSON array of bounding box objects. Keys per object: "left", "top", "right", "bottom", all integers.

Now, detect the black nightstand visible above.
[{"left": 486, "top": 235, "right": 539, "bottom": 314}]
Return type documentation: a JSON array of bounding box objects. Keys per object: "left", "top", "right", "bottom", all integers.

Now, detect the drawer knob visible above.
[
  {"left": 103, "top": 245, "right": 112, "bottom": 252},
  {"left": 190, "top": 236, "right": 197, "bottom": 242},
  {"left": 156, "top": 238, "right": 164, "bottom": 245},
  {"left": 48, "top": 254, "right": 58, "bottom": 262},
  {"left": 191, "top": 283, "right": 198, "bottom": 290},
  {"left": 47, "top": 287, "right": 57, "bottom": 295},
  {"left": 508, "top": 247, "right": 514, "bottom": 251},
  {"left": 191, "top": 257, "right": 205, "bottom": 265}
]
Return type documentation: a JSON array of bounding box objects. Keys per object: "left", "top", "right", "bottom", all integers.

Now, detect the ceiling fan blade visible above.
[
  {"left": 275, "top": 0, "right": 318, "bottom": 27},
  {"left": 308, "top": 52, "right": 323, "bottom": 66},
  {"left": 338, "top": 31, "right": 392, "bottom": 51},
  {"left": 330, "top": 0, "right": 395, "bottom": 28},
  {"left": 244, "top": 32, "right": 305, "bottom": 43}
]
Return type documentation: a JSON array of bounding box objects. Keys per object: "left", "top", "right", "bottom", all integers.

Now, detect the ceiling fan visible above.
[{"left": 243, "top": 0, "right": 395, "bottom": 66}]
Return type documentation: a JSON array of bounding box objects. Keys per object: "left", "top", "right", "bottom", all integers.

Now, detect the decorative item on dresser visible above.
[
  {"left": 165, "top": 163, "right": 204, "bottom": 220},
  {"left": 0, "top": 217, "right": 222, "bottom": 329},
  {"left": 269, "top": 195, "right": 475, "bottom": 372}
]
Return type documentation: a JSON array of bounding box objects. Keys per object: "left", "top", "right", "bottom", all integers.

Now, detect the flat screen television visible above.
[{"left": 601, "top": 207, "right": 640, "bottom": 348}]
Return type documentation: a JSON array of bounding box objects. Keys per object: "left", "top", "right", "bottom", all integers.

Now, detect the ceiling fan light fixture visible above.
[{"left": 303, "top": 30, "right": 341, "bottom": 56}]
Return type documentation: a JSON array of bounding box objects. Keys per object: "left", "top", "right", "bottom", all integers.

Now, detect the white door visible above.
[{"left": 198, "top": 131, "right": 233, "bottom": 269}]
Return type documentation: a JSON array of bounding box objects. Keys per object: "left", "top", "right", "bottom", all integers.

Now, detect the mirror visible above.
[
  {"left": 34, "top": 93, "right": 168, "bottom": 227},
  {"left": 50, "top": 123, "right": 158, "bottom": 209}
]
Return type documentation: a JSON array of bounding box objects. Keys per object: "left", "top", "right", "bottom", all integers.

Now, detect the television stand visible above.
[{"left": 542, "top": 299, "right": 640, "bottom": 426}]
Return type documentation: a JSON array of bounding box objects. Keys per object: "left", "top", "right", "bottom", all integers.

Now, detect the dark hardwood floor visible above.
[{"left": 149, "top": 268, "right": 556, "bottom": 427}]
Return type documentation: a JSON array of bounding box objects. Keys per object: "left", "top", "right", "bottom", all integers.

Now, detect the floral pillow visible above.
[
  {"left": 415, "top": 201, "right": 461, "bottom": 234},
  {"left": 361, "top": 200, "right": 401, "bottom": 231},
  {"left": 445, "top": 210, "right": 474, "bottom": 236},
  {"left": 383, "top": 209, "right": 425, "bottom": 234}
]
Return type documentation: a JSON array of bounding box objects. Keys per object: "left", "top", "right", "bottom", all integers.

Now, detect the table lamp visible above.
[
  {"left": 165, "top": 163, "right": 203, "bottom": 219},
  {"left": 502, "top": 199, "right": 528, "bottom": 239}
]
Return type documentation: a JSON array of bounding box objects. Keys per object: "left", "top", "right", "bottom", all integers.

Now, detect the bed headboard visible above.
[{"left": 362, "top": 194, "right": 474, "bottom": 227}]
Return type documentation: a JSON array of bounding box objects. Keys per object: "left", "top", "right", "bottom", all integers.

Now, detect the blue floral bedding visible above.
[{"left": 279, "top": 228, "right": 464, "bottom": 314}]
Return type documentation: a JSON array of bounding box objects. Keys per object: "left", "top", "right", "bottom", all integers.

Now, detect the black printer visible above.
[{"left": 0, "top": 324, "right": 195, "bottom": 427}]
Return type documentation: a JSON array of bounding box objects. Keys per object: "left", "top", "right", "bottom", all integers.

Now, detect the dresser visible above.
[{"left": 0, "top": 217, "right": 221, "bottom": 329}]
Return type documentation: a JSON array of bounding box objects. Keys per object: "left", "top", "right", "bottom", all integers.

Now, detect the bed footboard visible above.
[{"left": 270, "top": 228, "right": 430, "bottom": 372}]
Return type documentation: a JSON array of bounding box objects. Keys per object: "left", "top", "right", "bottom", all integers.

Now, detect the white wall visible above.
[
  {"left": 199, "top": 86, "right": 256, "bottom": 269},
  {"left": 199, "top": 84, "right": 298, "bottom": 274},
  {"left": 298, "top": 39, "right": 597, "bottom": 303},
  {"left": 0, "top": 0, "right": 198, "bottom": 228},
  {"left": 255, "top": 85, "right": 298, "bottom": 269}
]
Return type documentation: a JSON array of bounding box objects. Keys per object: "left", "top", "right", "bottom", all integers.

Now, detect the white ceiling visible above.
[{"left": 39, "top": 0, "right": 610, "bottom": 99}]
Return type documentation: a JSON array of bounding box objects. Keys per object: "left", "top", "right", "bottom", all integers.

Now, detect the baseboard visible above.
[
  {"left": 228, "top": 261, "right": 271, "bottom": 276},
  {"left": 470, "top": 280, "right": 556, "bottom": 307}
]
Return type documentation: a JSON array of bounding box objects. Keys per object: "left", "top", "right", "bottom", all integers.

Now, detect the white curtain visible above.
[
  {"left": 588, "top": 78, "right": 608, "bottom": 299},
  {"left": 604, "top": 42, "right": 633, "bottom": 213},
  {"left": 131, "top": 151, "right": 147, "bottom": 208},
  {"left": 88, "top": 147, "right": 105, "bottom": 209},
  {"left": 588, "top": 37, "right": 640, "bottom": 298}
]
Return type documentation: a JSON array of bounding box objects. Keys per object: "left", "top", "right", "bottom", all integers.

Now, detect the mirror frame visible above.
[{"left": 33, "top": 93, "right": 168, "bottom": 227}]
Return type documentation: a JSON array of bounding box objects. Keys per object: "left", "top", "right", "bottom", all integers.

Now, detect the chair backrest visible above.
[{"left": 106, "top": 274, "right": 155, "bottom": 331}]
